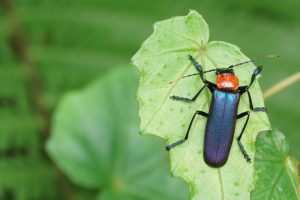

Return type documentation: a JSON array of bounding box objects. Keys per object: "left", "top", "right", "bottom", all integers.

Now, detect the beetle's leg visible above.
[
  {"left": 171, "top": 81, "right": 215, "bottom": 102},
  {"left": 237, "top": 111, "right": 251, "bottom": 163},
  {"left": 248, "top": 66, "right": 263, "bottom": 89},
  {"left": 238, "top": 66, "right": 266, "bottom": 112},
  {"left": 245, "top": 90, "right": 266, "bottom": 112},
  {"left": 188, "top": 55, "right": 205, "bottom": 81},
  {"left": 165, "top": 110, "right": 208, "bottom": 151},
  {"left": 188, "top": 55, "right": 217, "bottom": 89},
  {"left": 171, "top": 84, "right": 207, "bottom": 102},
  {"left": 170, "top": 55, "right": 216, "bottom": 103},
  {"left": 170, "top": 55, "right": 217, "bottom": 102},
  {"left": 239, "top": 87, "right": 266, "bottom": 112},
  {"left": 238, "top": 66, "right": 262, "bottom": 91}
]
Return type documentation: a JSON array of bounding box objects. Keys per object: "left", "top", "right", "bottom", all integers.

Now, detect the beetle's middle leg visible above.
[
  {"left": 237, "top": 111, "right": 251, "bottom": 163},
  {"left": 165, "top": 110, "right": 208, "bottom": 151},
  {"left": 171, "top": 84, "right": 207, "bottom": 102},
  {"left": 246, "top": 90, "right": 266, "bottom": 112},
  {"left": 239, "top": 87, "right": 266, "bottom": 112}
]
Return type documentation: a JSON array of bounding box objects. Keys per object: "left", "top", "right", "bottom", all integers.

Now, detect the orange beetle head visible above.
[{"left": 216, "top": 69, "right": 239, "bottom": 92}]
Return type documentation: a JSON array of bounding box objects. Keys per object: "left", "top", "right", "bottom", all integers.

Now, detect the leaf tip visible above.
[
  {"left": 188, "top": 9, "right": 199, "bottom": 15},
  {"left": 187, "top": 9, "right": 204, "bottom": 19}
]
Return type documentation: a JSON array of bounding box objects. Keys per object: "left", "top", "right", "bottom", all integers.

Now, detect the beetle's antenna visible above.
[
  {"left": 228, "top": 54, "right": 279, "bottom": 69},
  {"left": 203, "top": 68, "right": 218, "bottom": 73},
  {"left": 169, "top": 70, "right": 217, "bottom": 84},
  {"left": 169, "top": 55, "right": 279, "bottom": 84},
  {"left": 202, "top": 55, "right": 279, "bottom": 72},
  {"left": 169, "top": 73, "right": 199, "bottom": 84}
]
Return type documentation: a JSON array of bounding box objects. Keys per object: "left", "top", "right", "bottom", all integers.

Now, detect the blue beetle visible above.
[{"left": 166, "top": 55, "right": 268, "bottom": 167}]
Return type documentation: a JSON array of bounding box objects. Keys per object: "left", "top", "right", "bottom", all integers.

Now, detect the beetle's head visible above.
[
  {"left": 216, "top": 68, "right": 234, "bottom": 75},
  {"left": 215, "top": 68, "right": 239, "bottom": 92}
]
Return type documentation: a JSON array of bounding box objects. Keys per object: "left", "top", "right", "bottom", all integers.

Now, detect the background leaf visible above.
[
  {"left": 132, "top": 10, "right": 271, "bottom": 200},
  {"left": 46, "top": 67, "right": 189, "bottom": 200},
  {"left": 252, "top": 130, "right": 300, "bottom": 200}
]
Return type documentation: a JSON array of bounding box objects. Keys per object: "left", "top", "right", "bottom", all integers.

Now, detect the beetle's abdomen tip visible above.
[
  {"left": 203, "top": 152, "right": 228, "bottom": 168},
  {"left": 205, "top": 160, "right": 226, "bottom": 168}
]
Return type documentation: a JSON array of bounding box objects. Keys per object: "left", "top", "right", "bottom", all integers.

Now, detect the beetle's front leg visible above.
[{"left": 238, "top": 66, "right": 266, "bottom": 112}]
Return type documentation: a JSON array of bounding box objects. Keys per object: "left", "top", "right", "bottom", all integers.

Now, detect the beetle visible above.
[{"left": 165, "top": 55, "right": 270, "bottom": 167}]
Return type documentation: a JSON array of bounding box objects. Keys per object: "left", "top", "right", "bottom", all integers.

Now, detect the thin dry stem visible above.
[{"left": 264, "top": 72, "right": 300, "bottom": 100}]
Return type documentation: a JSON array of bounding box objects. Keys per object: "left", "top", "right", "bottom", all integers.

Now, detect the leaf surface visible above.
[
  {"left": 46, "top": 67, "right": 189, "bottom": 200},
  {"left": 132, "top": 10, "right": 270, "bottom": 200}
]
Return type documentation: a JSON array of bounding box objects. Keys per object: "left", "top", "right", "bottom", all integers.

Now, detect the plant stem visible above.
[
  {"left": 264, "top": 72, "right": 300, "bottom": 100},
  {"left": 0, "top": 0, "right": 50, "bottom": 140}
]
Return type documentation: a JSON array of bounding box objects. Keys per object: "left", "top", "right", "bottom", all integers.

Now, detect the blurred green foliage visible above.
[
  {"left": 252, "top": 130, "right": 299, "bottom": 200},
  {"left": 0, "top": 0, "right": 299, "bottom": 199},
  {"left": 46, "top": 67, "right": 188, "bottom": 200}
]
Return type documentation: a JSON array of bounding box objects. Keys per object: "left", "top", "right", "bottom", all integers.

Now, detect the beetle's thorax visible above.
[{"left": 216, "top": 72, "right": 239, "bottom": 92}]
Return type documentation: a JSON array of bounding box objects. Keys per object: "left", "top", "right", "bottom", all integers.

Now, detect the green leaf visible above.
[
  {"left": 46, "top": 67, "right": 188, "bottom": 200},
  {"left": 132, "top": 10, "right": 270, "bottom": 200},
  {"left": 252, "top": 130, "right": 300, "bottom": 200}
]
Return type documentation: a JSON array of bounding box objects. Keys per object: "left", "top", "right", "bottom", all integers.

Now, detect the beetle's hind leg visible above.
[
  {"left": 165, "top": 110, "right": 208, "bottom": 151},
  {"left": 237, "top": 111, "right": 251, "bottom": 163}
]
